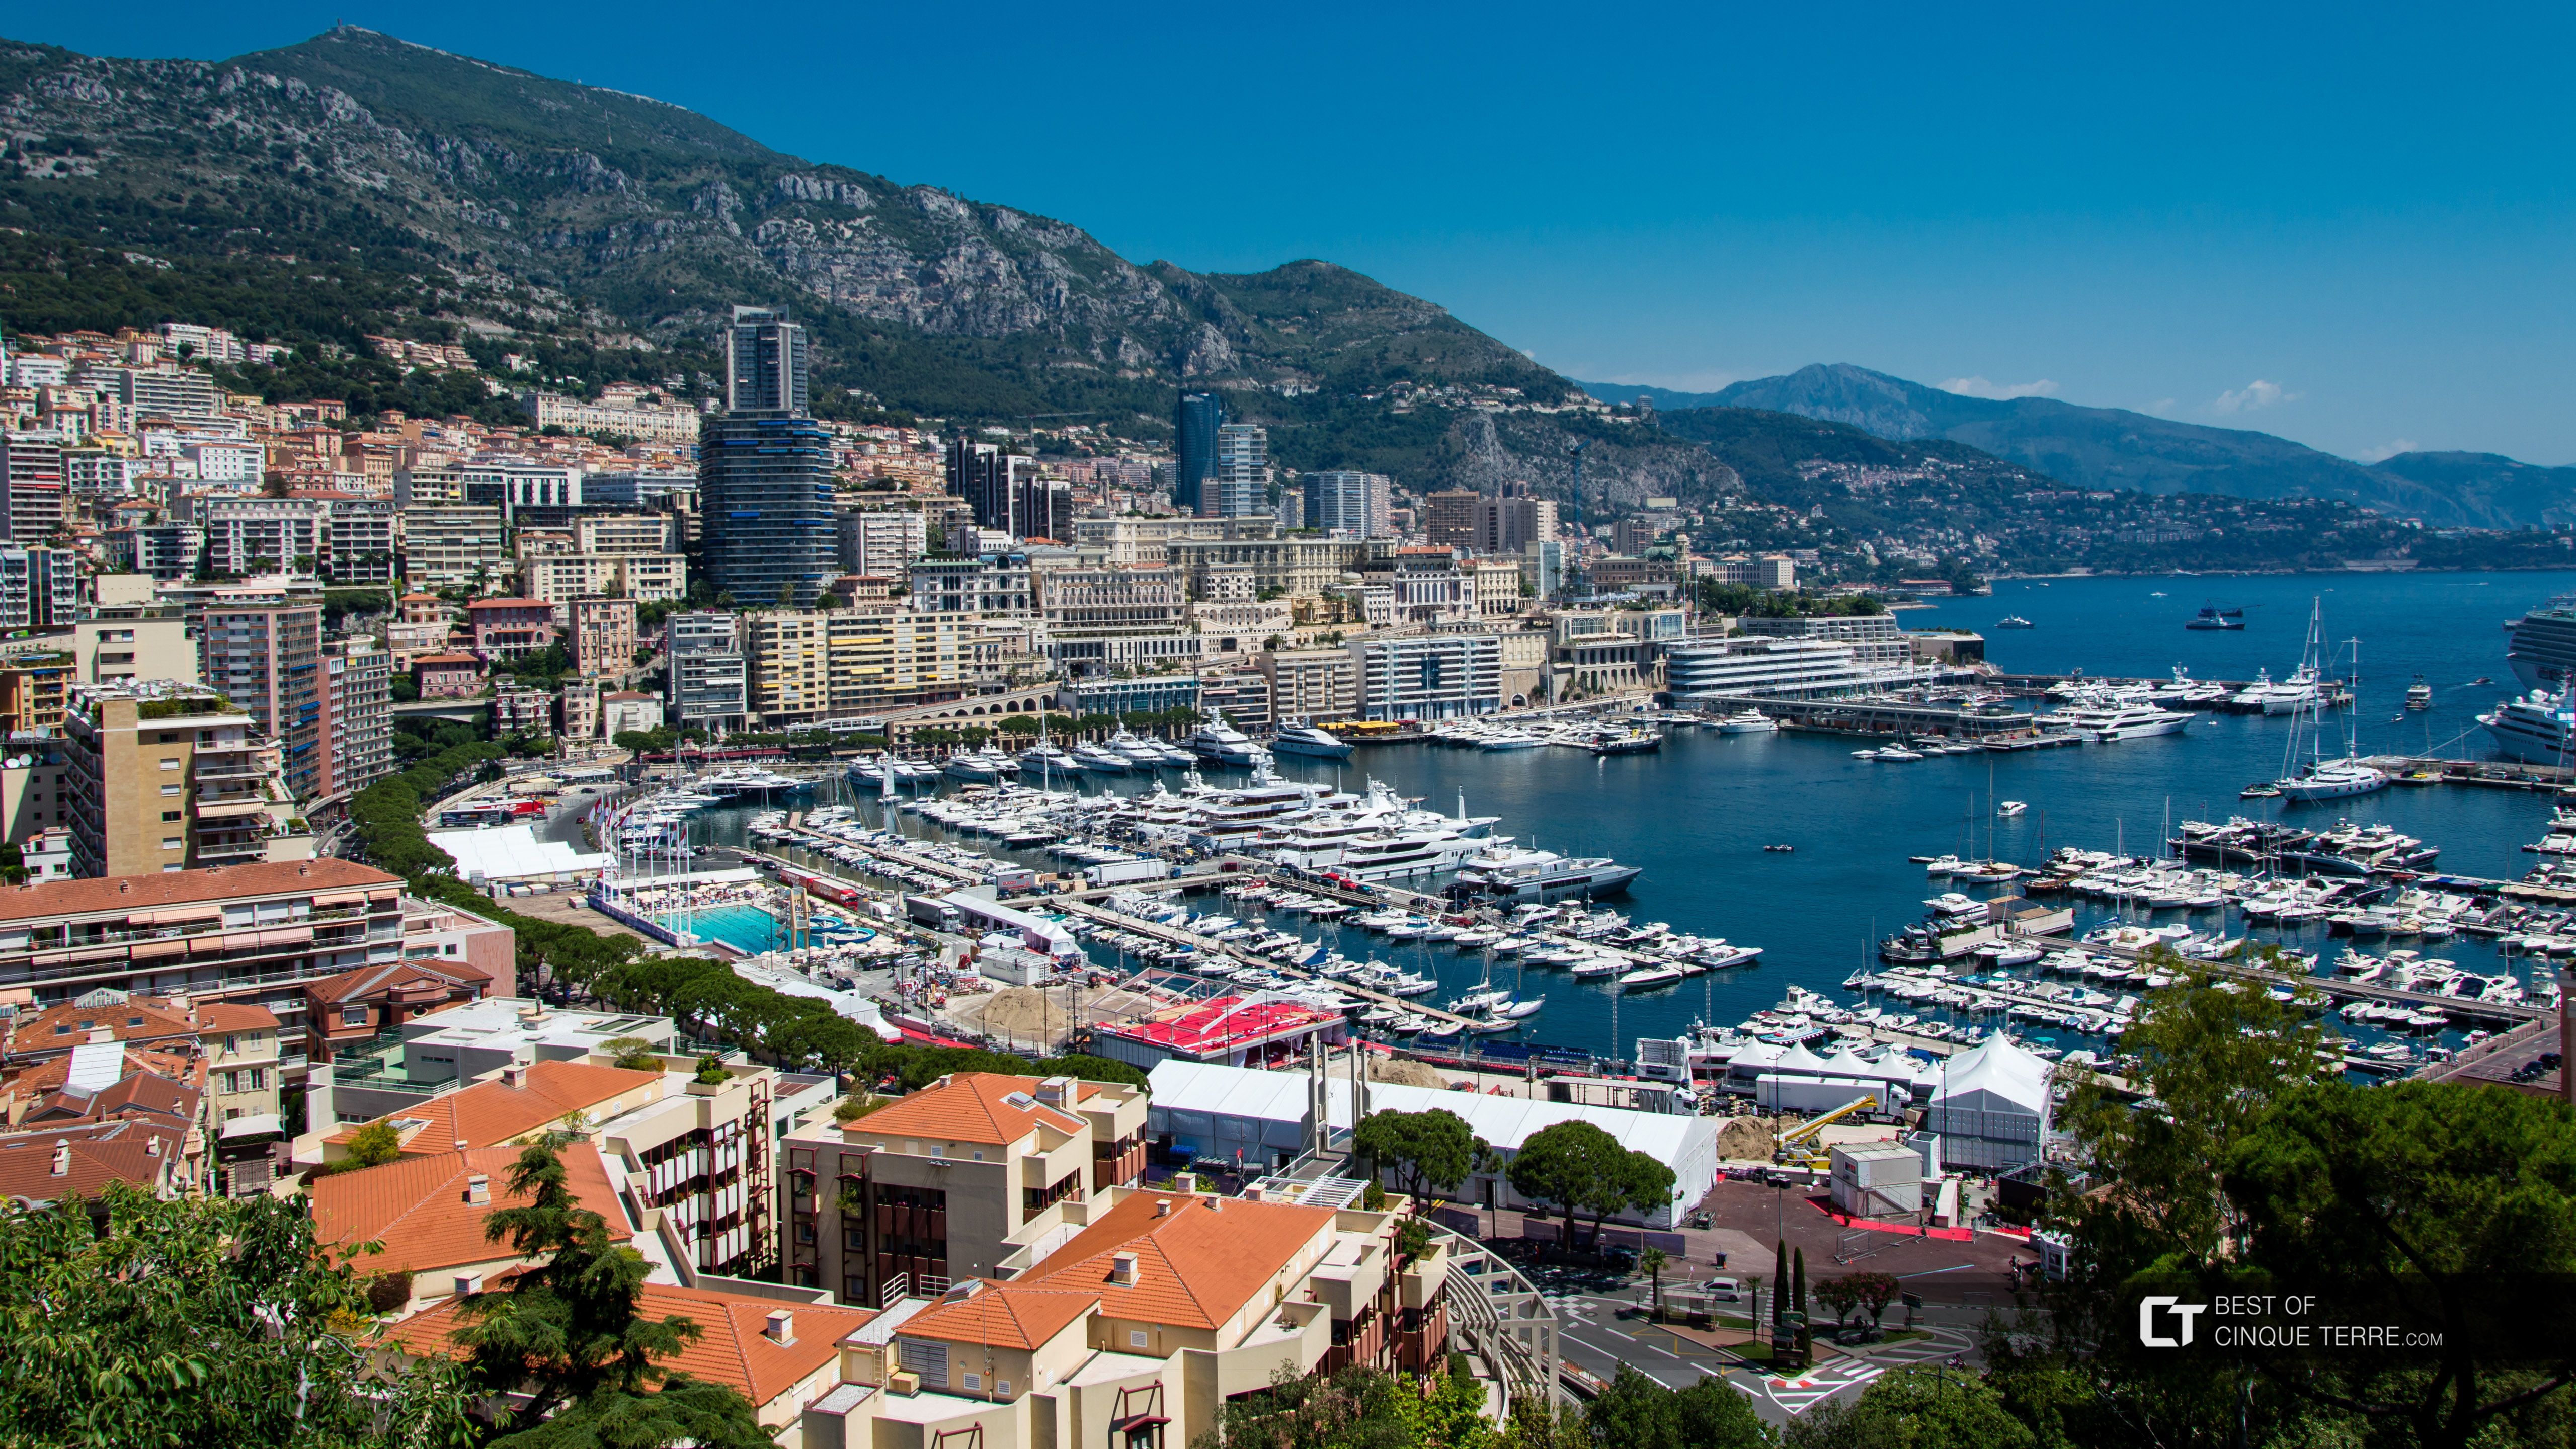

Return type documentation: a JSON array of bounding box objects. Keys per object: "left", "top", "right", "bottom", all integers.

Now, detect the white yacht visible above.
[
  {"left": 1452, "top": 847, "right": 1642, "bottom": 903},
  {"left": 2278, "top": 759, "right": 2390, "bottom": 801},
  {"left": 2481, "top": 689, "right": 2575, "bottom": 765},
  {"left": 2049, "top": 695, "right": 2192, "bottom": 740},
  {"left": 1271, "top": 719, "right": 1355, "bottom": 760},
  {"left": 1017, "top": 742, "right": 1084, "bottom": 779},
  {"left": 1071, "top": 741, "right": 1132, "bottom": 773},
  {"left": 1184, "top": 712, "right": 1269, "bottom": 767},
  {"left": 1477, "top": 728, "right": 1548, "bottom": 751},
  {"left": 1711, "top": 708, "right": 1778, "bottom": 734}
]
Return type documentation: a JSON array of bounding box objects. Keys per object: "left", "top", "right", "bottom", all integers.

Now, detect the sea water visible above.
[{"left": 693, "top": 569, "right": 2576, "bottom": 1061}]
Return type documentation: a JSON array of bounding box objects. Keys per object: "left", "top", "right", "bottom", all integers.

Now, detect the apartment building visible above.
[
  {"left": 824, "top": 1184, "right": 1446, "bottom": 1449},
  {"left": 465, "top": 598, "right": 554, "bottom": 660},
  {"left": 60, "top": 686, "right": 313, "bottom": 875},
  {"left": 202, "top": 604, "right": 326, "bottom": 803},
  {"left": 0, "top": 858, "right": 413, "bottom": 1073},
  {"left": 328, "top": 1052, "right": 782, "bottom": 1278},
  {"left": 0, "top": 547, "right": 80, "bottom": 631},
  {"left": 568, "top": 596, "right": 638, "bottom": 678},
  {"left": 194, "top": 497, "right": 325, "bottom": 576},
  {"left": 744, "top": 608, "right": 973, "bottom": 725},
  {"left": 316, "top": 494, "right": 397, "bottom": 585},
  {"left": 666, "top": 612, "right": 748, "bottom": 732},
  {"left": 1258, "top": 648, "right": 1360, "bottom": 722},
  {"left": 1421, "top": 490, "right": 1480, "bottom": 549},
  {"left": 1348, "top": 630, "right": 1502, "bottom": 721},
  {"left": 1477, "top": 492, "right": 1559, "bottom": 555},
  {"left": 0, "top": 653, "right": 72, "bottom": 735},
  {"left": 398, "top": 504, "right": 506, "bottom": 590},
  {"left": 1736, "top": 611, "right": 1911, "bottom": 669},
  {"left": 104, "top": 524, "right": 202, "bottom": 580},
  {"left": 460, "top": 458, "right": 583, "bottom": 523},
  {"left": 837, "top": 509, "right": 928, "bottom": 577},
  {"left": 320, "top": 638, "right": 393, "bottom": 798},
  {"left": 1304, "top": 469, "right": 1393, "bottom": 537},
  {"left": 521, "top": 390, "right": 702, "bottom": 446},
  {"left": 521, "top": 552, "right": 687, "bottom": 606},
  {"left": 780, "top": 1072, "right": 1148, "bottom": 1306}
]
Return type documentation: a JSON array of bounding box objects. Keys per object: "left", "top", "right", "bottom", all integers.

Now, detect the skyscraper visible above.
[
  {"left": 1305, "top": 471, "right": 1392, "bottom": 537},
  {"left": 203, "top": 604, "right": 325, "bottom": 803},
  {"left": 701, "top": 306, "right": 834, "bottom": 606},
  {"left": 1212, "top": 423, "right": 1269, "bottom": 519},
  {"left": 1174, "top": 392, "right": 1223, "bottom": 515}
]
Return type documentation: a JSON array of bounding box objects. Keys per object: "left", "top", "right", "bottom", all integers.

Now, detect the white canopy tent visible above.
[{"left": 1922, "top": 1032, "right": 2053, "bottom": 1170}]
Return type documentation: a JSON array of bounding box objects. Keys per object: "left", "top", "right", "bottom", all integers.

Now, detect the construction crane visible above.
[{"left": 1773, "top": 1095, "right": 1879, "bottom": 1171}]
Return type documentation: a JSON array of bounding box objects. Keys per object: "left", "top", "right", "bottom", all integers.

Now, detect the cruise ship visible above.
[
  {"left": 1271, "top": 720, "right": 1354, "bottom": 759},
  {"left": 2047, "top": 694, "right": 2192, "bottom": 740},
  {"left": 2505, "top": 598, "right": 2576, "bottom": 689},
  {"left": 2481, "top": 688, "right": 2575, "bottom": 764}
]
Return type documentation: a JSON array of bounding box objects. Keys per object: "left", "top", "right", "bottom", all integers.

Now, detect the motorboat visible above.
[
  {"left": 1478, "top": 728, "right": 1549, "bottom": 751},
  {"left": 1995, "top": 800, "right": 2028, "bottom": 817},
  {"left": 1017, "top": 742, "right": 1085, "bottom": 779},
  {"left": 2405, "top": 676, "right": 2433, "bottom": 710},
  {"left": 1271, "top": 719, "right": 1355, "bottom": 759},
  {"left": 2049, "top": 692, "right": 2192, "bottom": 740},
  {"left": 1995, "top": 616, "right": 2035, "bottom": 629},
  {"left": 1071, "top": 741, "right": 1132, "bottom": 773},
  {"left": 1711, "top": 708, "right": 1778, "bottom": 734}
]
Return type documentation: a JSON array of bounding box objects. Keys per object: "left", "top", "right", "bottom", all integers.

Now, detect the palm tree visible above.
[{"left": 1638, "top": 1246, "right": 1669, "bottom": 1313}]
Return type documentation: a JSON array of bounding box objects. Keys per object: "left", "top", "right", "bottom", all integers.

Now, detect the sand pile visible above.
[
  {"left": 1369, "top": 1057, "right": 1451, "bottom": 1089},
  {"left": 1715, "top": 1116, "right": 1781, "bottom": 1161},
  {"left": 980, "top": 987, "right": 1071, "bottom": 1042}
]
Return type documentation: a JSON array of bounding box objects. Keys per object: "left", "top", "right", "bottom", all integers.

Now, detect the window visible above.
[
  {"left": 162, "top": 811, "right": 182, "bottom": 823},
  {"left": 160, "top": 784, "right": 181, "bottom": 797},
  {"left": 158, "top": 758, "right": 180, "bottom": 770},
  {"left": 961, "top": 1373, "right": 981, "bottom": 1392},
  {"left": 220, "top": 1071, "right": 238, "bottom": 1094},
  {"left": 342, "top": 1005, "right": 369, "bottom": 1027},
  {"left": 247, "top": 1069, "right": 265, "bottom": 1089},
  {"left": 162, "top": 838, "right": 183, "bottom": 850},
  {"left": 1130, "top": 1329, "right": 1149, "bottom": 1348},
  {"left": 224, "top": 1035, "right": 239, "bottom": 1055}
]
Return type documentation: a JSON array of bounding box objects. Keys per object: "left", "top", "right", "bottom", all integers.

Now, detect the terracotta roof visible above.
[
  {"left": 1012, "top": 1190, "right": 1334, "bottom": 1331},
  {"left": 326, "top": 1060, "right": 663, "bottom": 1154},
  {"left": 897, "top": 1284, "right": 1098, "bottom": 1351},
  {"left": 0, "top": 1119, "right": 185, "bottom": 1201},
  {"left": 390, "top": 1282, "right": 874, "bottom": 1407},
  {"left": 29, "top": 1067, "right": 202, "bottom": 1128},
  {"left": 195, "top": 1001, "right": 279, "bottom": 1032},
  {"left": 0, "top": 859, "right": 398, "bottom": 926},
  {"left": 307, "top": 959, "right": 478, "bottom": 1006},
  {"left": 466, "top": 598, "right": 548, "bottom": 610},
  {"left": 844, "top": 1073, "right": 1089, "bottom": 1149},
  {"left": 310, "top": 1142, "right": 630, "bottom": 1278},
  {"left": 412, "top": 653, "right": 485, "bottom": 668},
  {"left": 3, "top": 997, "right": 197, "bottom": 1059}
]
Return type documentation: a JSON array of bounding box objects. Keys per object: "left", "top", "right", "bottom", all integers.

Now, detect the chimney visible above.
[
  {"left": 455, "top": 1272, "right": 484, "bottom": 1297},
  {"left": 146, "top": 1135, "right": 160, "bottom": 1157},
  {"left": 1202, "top": 1195, "right": 1222, "bottom": 1214},
  {"left": 501, "top": 1064, "right": 525, "bottom": 1088},
  {"left": 1036, "top": 1075, "right": 1072, "bottom": 1106},
  {"left": 764, "top": 1309, "right": 795, "bottom": 1344},
  {"left": 452, "top": 1138, "right": 470, "bottom": 1153},
  {"left": 465, "top": 1173, "right": 491, "bottom": 1205},
  {"left": 1154, "top": 1198, "right": 1172, "bottom": 1218},
  {"left": 1111, "top": 1251, "right": 1140, "bottom": 1286},
  {"left": 50, "top": 1139, "right": 69, "bottom": 1176},
  {"left": 87, "top": 1026, "right": 115, "bottom": 1044}
]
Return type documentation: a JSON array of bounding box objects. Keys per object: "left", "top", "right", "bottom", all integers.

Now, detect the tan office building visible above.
[{"left": 60, "top": 686, "right": 313, "bottom": 877}]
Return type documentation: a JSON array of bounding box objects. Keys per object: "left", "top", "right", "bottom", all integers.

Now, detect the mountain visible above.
[
  {"left": 1572, "top": 380, "right": 1736, "bottom": 412},
  {"left": 1590, "top": 364, "right": 2576, "bottom": 531},
  {"left": 0, "top": 28, "right": 1768, "bottom": 499}
]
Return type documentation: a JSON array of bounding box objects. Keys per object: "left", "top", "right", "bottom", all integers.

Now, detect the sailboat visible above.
[{"left": 2273, "top": 599, "right": 2390, "bottom": 802}]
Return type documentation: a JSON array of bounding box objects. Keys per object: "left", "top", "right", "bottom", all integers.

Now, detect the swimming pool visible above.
[{"left": 654, "top": 903, "right": 783, "bottom": 955}]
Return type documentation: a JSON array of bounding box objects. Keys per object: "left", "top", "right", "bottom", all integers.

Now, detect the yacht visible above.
[
  {"left": 2480, "top": 689, "right": 2576, "bottom": 765},
  {"left": 2404, "top": 677, "right": 2433, "bottom": 711},
  {"left": 1184, "top": 712, "right": 1269, "bottom": 767},
  {"left": 1071, "top": 741, "right": 1132, "bottom": 773},
  {"left": 2232, "top": 666, "right": 2323, "bottom": 715},
  {"left": 2049, "top": 695, "right": 2192, "bottom": 740},
  {"left": 2185, "top": 605, "right": 2245, "bottom": 631},
  {"left": 1477, "top": 728, "right": 1548, "bottom": 751},
  {"left": 1994, "top": 616, "right": 2035, "bottom": 629},
  {"left": 1106, "top": 728, "right": 1176, "bottom": 768},
  {"left": 2277, "top": 759, "right": 2390, "bottom": 802},
  {"left": 2506, "top": 596, "right": 2576, "bottom": 690},
  {"left": 1712, "top": 708, "right": 1778, "bottom": 734},
  {"left": 1452, "top": 848, "right": 1642, "bottom": 903},
  {"left": 1271, "top": 720, "right": 1355, "bottom": 760},
  {"left": 1017, "top": 742, "right": 1085, "bottom": 779},
  {"left": 943, "top": 748, "right": 1010, "bottom": 783}
]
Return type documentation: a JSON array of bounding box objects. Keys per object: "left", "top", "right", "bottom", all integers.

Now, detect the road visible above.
[{"left": 1537, "top": 1263, "right": 1991, "bottom": 1423}]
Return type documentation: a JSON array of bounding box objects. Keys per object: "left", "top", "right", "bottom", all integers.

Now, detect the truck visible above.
[{"left": 1084, "top": 858, "right": 1173, "bottom": 887}]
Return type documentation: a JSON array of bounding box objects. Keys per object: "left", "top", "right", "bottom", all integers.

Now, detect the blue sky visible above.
[{"left": 18, "top": 3, "right": 2576, "bottom": 463}]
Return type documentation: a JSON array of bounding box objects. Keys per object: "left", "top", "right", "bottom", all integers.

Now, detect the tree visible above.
[
  {"left": 1506, "top": 1120, "right": 1627, "bottom": 1248},
  {"left": 0, "top": 1185, "right": 472, "bottom": 1448},
  {"left": 600, "top": 1036, "right": 662, "bottom": 1072},
  {"left": 1353, "top": 1108, "right": 1487, "bottom": 1210},
  {"left": 1637, "top": 1246, "right": 1669, "bottom": 1311},
  {"left": 2219, "top": 1080, "right": 2576, "bottom": 1449},
  {"left": 445, "top": 1140, "right": 765, "bottom": 1445},
  {"left": 1783, "top": 1365, "right": 2034, "bottom": 1449},
  {"left": 1813, "top": 1274, "right": 1861, "bottom": 1333},
  {"left": 1792, "top": 1247, "right": 1810, "bottom": 1360},
  {"left": 346, "top": 1117, "right": 403, "bottom": 1166},
  {"left": 1582, "top": 1365, "right": 1773, "bottom": 1449}
]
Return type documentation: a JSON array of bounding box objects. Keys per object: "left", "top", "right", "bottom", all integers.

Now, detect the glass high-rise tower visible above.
[
  {"left": 702, "top": 306, "right": 833, "bottom": 605},
  {"left": 1174, "top": 391, "right": 1223, "bottom": 515}
]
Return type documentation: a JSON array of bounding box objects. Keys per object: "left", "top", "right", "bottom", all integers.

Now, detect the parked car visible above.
[{"left": 1700, "top": 1277, "right": 1744, "bottom": 1301}]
